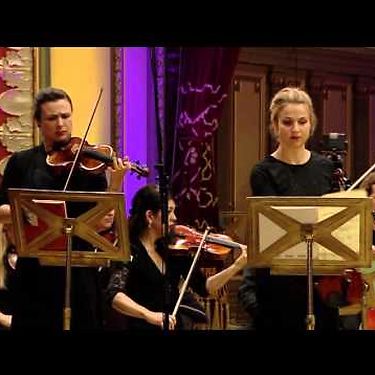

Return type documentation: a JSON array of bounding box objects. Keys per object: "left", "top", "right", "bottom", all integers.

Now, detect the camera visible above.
[
  {"left": 320, "top": 133, "right": 350, "bottom": 191},
  {"left": 321, "top": 133, "right": 346, "bottom": 152}
]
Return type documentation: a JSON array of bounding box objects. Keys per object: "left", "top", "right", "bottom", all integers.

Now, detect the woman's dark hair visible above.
[
  {"left": 128, "top": 184, "right": 162, "bottom": 240},
  {"left": 129, "top": 184, "right": 174, "bottom": 258},
  {"left": 33, "top": 87, "right": 73, "bottom": 122}
]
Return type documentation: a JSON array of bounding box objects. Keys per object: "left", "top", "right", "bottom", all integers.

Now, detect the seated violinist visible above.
[
  {"left": 95, "top": 209, "right": 116, "bottom": 243},
  {"left": 105, "top": 184, "right": 247, "bottom": 330},
  {"left": 0, "top": 87, "right": 131, "bottom": 330},
  {"left": 0, "top": 224, "right": 17, "bottom": 329}
]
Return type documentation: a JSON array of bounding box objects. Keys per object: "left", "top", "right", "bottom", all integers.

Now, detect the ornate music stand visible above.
[
  {"left": 8, "top": 188, "right": 130, "bottom": 330},
  {"left": 247, "top": 195, "right": 373, "bottom": 330}
]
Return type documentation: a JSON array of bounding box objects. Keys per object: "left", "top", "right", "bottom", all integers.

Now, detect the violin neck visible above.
[
  {"left": 206, "top": 235, "right": 241, "bottom": 249},
  {"left": 82, "top": 149, "right": 112, "bottom": 164},
  {"left": 82, "top": 149, "right": 149, "bottom": 178}
]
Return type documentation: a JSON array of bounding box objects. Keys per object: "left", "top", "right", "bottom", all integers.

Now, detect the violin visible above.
[
  {"left": 170, "top": 224, "right": 241, "bottom": 259},
  {"left": 47, "top": 136, "right": 149, "bottom": 178}
]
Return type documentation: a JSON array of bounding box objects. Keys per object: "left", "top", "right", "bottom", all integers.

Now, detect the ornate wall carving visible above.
[{"left": 0, "top": 47, "right": 36, "bottom": 176}]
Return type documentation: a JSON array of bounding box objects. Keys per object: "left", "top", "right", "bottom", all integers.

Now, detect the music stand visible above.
[
  {"left": 247, "top": 196, "right": 373, "bottom": 330},
  {"left": 8, "top": 188, "right": 130, "bottom": 330}
]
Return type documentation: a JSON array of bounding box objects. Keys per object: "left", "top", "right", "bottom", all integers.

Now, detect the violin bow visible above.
[
  {"left": 171, "top": 227, "right": 211, "bottom": 320},
  {"left": 63, "top": 88, "right": 104, "bottom": 191},
  {"left": 348, "top": 161, "right": 375, "bottom": 191}
]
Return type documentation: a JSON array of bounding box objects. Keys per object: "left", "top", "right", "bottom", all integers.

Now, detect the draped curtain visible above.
[{"left": 166, "top": 48, "right": 239, "bottom": 229}]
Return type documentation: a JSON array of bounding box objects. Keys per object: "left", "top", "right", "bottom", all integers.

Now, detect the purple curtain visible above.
[{"left": 168, "top": 48, "right": 239, "bottom": 229}]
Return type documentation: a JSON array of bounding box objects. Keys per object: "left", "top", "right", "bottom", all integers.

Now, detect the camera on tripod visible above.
[
  {"left": 321, "top": 133, "right": 346, "bottom": 153},
  {"left": 320, "top": 133, "right": 350, "bottom": 191}
]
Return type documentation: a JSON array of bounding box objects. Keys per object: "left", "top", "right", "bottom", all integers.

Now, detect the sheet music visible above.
[{"left": 258, "top": 190, "right": 367, "bottom": 261}]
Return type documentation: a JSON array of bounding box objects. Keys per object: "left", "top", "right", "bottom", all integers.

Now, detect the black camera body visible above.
[
  {"left": 320, "top": 133, "right": 350, "bottom": 191},
  {"left": 321, "top": 133, "right": 346, "bottom": 152}
]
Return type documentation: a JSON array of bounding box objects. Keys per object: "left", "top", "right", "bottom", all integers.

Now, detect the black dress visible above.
[
  {"left": 0, "top": 145, "right": 108, "bottom": 330},
  {"left": 106, "top": 239, "right": 209, "bottom": 330},
  {"left": 0, "top": 246, "right": 16, "bottom": 329},
  {"left": 239, "top": 152, "right": 338, "bottom": 330}
]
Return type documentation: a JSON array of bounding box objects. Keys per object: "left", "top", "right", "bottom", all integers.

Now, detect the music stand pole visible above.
[
  {"left": 63, "top": 219, "right": 74, "bottom": 331},
  {"left": 302, "top": 224, "right": 315, "bottom": 330},
  {"left": 8, "top": 189, "right": 131, "bottom": 331}
]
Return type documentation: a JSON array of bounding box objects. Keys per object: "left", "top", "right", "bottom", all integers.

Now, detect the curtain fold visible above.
[{"left": 166, "top": 48, "right": 239, "bottom": 229}]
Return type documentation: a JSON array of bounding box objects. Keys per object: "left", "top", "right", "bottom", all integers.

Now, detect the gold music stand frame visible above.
[
  {"left": 8, "top": 188, "right": 130, "bottom": 330},
  {"left": 247, "top": 196, "right": 373, "bottom": 330}
]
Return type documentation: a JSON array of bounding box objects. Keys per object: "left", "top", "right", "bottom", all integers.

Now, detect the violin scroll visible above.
[{"left": 129, "top": 160, "right": 150, "bottom": 178}]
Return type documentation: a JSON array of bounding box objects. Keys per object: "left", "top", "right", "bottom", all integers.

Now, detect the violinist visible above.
[
  {"left": 0, "top": 87, "right": 130, "bottom": 330},
  {"left": 238, "top": 87, "right": 340, "bottom": 330},
  {"left": 92, "top": 209, "right": 118, "bottom": 328},
  {"left": 105, "top": 184, "right": 247, "bottom": 330},
  {"left": 360, "top": 172, "right": 375, "bottom": 251},
  {"left": 0, "top": 224, "right": 17, "bottom": 329}
]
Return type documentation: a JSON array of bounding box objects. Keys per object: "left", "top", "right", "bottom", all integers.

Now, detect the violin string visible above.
[
  {"left": 172, "top": 227, "right": 211, "bottom": 319},
  {"left": 63, "top": 88, "right": 104, "bottom": 191}
]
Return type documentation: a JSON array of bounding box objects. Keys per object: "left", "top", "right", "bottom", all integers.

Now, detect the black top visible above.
[
  {"left": 0, "top": 145, "right": 108, "bottom": 330},
  {"left": 106, "top": 239, "right": 209, "bottom": 330},
  {"left": 239, "top": 151, "right": 338, "bottom": 330},
  {"left": 0, "top": 246, "right": 16, "bottom": 328},
  {"left": 250, "top": 152, "right": 334, "bottom": 196}
]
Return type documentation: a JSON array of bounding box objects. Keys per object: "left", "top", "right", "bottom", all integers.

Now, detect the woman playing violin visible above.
[
  {"left": 0, "top": 87, "right": 130, "bottom": 330},
  {"left": 105, "top": 184, "right": 247, "bottom": 330}
]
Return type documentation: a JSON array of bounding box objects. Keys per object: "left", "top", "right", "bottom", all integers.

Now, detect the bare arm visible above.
[
  {"left": 205, "top": 245, "right": 247, "bottom": 295},
  {"left": 112, "top": 292, "right": 176, "bottom": 329},
  {"left": 107, "top": 156, "right": 131, "bottom": 192}
]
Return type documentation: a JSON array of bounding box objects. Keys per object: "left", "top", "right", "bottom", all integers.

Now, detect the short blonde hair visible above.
[{"left": 269, "top": 87, "right": 317, "bottom": 139}]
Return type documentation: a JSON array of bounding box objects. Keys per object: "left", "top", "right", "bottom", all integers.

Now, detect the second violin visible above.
[{"left": 170, "top": 224, "right": 241, "bottom": 259}]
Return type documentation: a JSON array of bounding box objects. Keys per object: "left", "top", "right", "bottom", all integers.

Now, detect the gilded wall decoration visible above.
[{"left": 0, "top": 47, "right": 36, "bottom": 176}]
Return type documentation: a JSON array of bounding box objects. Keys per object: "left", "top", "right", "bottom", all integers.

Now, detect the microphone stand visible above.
[{"left": 150, "top": 47, "right": 170, "bottom": 331}]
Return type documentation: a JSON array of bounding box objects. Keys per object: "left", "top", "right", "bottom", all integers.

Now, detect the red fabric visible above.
[
  {"left": 367, "top": 308, "right": 375, "bottom": 329},
  {"left": 345, "top": 270, "right": 363, "bottom": 304},
  {"left": 316, "top": 276, "right": 343, "bottom": 302}
]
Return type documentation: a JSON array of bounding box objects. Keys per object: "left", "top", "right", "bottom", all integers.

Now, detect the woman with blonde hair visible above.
[{"left": 239, "top": 87, "right": 339, "bottom": 330}]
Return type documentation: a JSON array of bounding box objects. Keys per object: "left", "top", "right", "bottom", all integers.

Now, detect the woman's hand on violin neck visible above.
[
  {"left": 145, "top": 311, "right": 176, "bottom": 330},
  {"left": 233, "top": 244, "right": 248, "bottom": 271},
  {"left": 107, "top": 155, "right": 131, "bottom": 192}
]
